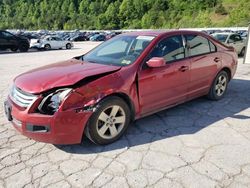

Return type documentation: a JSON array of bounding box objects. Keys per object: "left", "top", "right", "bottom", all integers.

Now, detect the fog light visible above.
[{"left": 26, "top": 124, "right": 50, "bottom": 133}]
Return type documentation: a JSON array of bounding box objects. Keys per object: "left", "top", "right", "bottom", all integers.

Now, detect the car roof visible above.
[{"left": 212, "top": 32, "right": 236, "bottom": 35}]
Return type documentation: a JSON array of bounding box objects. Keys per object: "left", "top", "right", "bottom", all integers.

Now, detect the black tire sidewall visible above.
[
  {"left": 11, "top": 46, "right": 18, "bottom": 52},
  {"left": 240, "top": 47, "right": 245, "bottom": 57},
  {"left": 44, "top": 44, "right": 51, "bottom": 50},
  {"left": 19, "top": 43, "right": 29, "bottom": 52},
  {"left": 86, "top": 96, "right": 131, "bottom": 145},
  {"left": 209, "top": 71, "right": 229, "bottom": 100}
]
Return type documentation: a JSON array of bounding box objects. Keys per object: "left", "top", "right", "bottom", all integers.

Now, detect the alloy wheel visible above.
[
  {"left": 215, "top": 75, "right": 227, "bottom": 96},
  {"left": 96, "top": 105, "right": 126, "bottom": 139}
]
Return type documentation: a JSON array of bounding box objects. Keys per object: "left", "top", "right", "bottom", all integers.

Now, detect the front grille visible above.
[{"left": 10, "top": 86, "right": 37, "bottom": 108}]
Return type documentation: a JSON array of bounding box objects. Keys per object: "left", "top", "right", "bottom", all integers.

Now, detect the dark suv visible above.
[{"left": 0, "top": 30, "right": 30, "bottom": 52}]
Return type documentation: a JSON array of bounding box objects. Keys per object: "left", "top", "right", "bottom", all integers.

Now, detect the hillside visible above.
[{"left": 0, "top": 0, "right": 249, "bottom": 30}]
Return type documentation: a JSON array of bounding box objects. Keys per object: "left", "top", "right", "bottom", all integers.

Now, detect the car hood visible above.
[{"left": 14, "top": 59, "right": 121, "bottom": 94}]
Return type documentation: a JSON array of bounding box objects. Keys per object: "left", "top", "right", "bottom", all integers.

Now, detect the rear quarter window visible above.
[{"left": 186, "top": 35, "right": 210, "bottom": 56}]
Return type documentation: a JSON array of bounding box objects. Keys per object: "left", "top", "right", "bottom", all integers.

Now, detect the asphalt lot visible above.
[{"left": 0, "top": 42, "right": 250, "bottom": 188}]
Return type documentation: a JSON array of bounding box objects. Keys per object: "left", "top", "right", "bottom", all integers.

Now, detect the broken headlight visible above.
[{"left": 38, "top": 88, "right": 72, "bottom": 115}]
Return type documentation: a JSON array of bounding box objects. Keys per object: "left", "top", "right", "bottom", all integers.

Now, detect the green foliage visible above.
[
  {"left": 0, "top": 0, "right": 249, "bottom": 30},
  {"left": 215, "top": 3, "right": 227, "bottom": 15}
]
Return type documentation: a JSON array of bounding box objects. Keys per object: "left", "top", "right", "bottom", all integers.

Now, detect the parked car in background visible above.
[
  {"left": 71, "top": 35, "right": 89, "bottom": 41},
  {"left": 4, "top": 30, "right": 238, "bottom": 145},
  {"left": 18, "top": 32, "right": 40, "bottom": 41},
  {"left": 212, "top": 33, "right": 246, "bottom": 56},
  {"left": 241, "top": 31, "right": 248, "bottom": 40},
  {"left": 0, "top": 30, "right": 30, "bottom": 52},
  {"left": 30, "top": 36, "right": 73, "bottom": 50},
  {"left": 90, "top": 34, "right": 106, "bottom": 41},
  {"left": 105, "top": 33, "right": 117, "bottom": 40}
]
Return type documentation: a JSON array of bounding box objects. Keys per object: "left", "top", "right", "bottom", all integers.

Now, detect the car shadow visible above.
[{"left": 56, "top": 78, "right": 250, "bottom": 154}]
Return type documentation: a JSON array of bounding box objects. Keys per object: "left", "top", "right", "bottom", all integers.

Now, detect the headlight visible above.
[{"left": 38, "top": 88, "right": 72, "bottom": 115}]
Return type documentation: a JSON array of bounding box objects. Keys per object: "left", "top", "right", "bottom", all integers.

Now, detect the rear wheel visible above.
[
  {"left": 85, "top": 96, "right": 131, "bottom": 145},
  {"left": 44, "top": 44, "right": 51, "bottom": 50},
  {"left": 66, "top": 43, "right": 71, "bottom": 49},
  {"left": 240, "top": 47, "right": 245, "bottom": 57},
  {"left": 207, "top": 70, "right": 229, "bottom": 100},
  {"left": 19, "top": 43, "right": 29, "bottom": 52}
]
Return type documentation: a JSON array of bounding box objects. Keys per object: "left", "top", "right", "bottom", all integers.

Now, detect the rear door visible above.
[
  {"left": 54, "top": 37, "right": 65, "bottom": 48},
  {"left": 138, "top": 35, "right": 191, "bottom": 114},
  {"left": 185, "top": 34, "right": 220, "bottom": 99}
]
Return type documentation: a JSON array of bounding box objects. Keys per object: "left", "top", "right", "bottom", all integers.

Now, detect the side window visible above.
[
  {"left": 209, "top": 41, "right": 216, "bottom": 52},
  {"left": 2, "top": 31, "right": 14, "bottom": 38},
  {"left": 229, "top": 34, "right": 242, "bottom": 42},
  {"left": 54, "top": 37, "right": 62, "bottom": 41},
  {"left": 148, "top": 35, "right": 185, "bottom": 62},
  {"left": 186, "top": 35, "right": 210, "bottom": 56}
]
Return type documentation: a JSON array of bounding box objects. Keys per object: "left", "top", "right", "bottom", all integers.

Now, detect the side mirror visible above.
[{"left": 146, "top": 57, "right": 166, "bottom": 68}]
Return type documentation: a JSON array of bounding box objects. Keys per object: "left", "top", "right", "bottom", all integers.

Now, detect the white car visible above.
[
  {"left": 30, "top": 36, "right": 73, "bottom": 50},
  {"left": 212, "top": 33, "right": 246, "bottom": 56}
]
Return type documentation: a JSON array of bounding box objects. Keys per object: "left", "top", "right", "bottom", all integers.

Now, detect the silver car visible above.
[
  {"left": 30, "top": 36, "right": 73, "bottom": 50},
  {"left": 212, "top": 32, "right": 246, "bottom": 56}
]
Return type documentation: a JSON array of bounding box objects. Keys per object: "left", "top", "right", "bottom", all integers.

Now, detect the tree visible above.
[{"left": 0, "top": 0, "right": 248, "bottom": 30}]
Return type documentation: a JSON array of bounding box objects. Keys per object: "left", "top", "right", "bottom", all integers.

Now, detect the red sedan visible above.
[{"left": 4, "top": 30, "right": 238, "bottom": 145}]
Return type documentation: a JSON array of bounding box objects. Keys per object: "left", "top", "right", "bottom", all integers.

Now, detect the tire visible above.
[
  {"left": 19, "top": 43, "right": 29, "bottom": 52},
  {"left": 66, "top": 43, "right": 71, "bottom": 49},
  {"left": 207, "top": 70, "right": 229, "bottom": 100},
  {"left": 10, "top": 46, "right": 18, "bottom": 52},
  {"left": 85, "top": 96, "right": 131, "bottom": 145},
  {"left": 240, "top": 47, "right": 245, "bottom": 57},
  {"left": 44, "top": 44, "right": 51, "bottom": 50}
]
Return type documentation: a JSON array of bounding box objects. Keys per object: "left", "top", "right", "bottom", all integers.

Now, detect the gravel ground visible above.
[{"left": 0, "top": 42, "right": 250, "bottom": 188}]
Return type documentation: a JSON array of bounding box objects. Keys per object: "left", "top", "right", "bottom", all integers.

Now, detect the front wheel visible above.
[
  {"left": 11, "top": 46, "right": 18, "bottom": 52},
  {"left": 85, "top": 96, "right": 131, "bottom": 145},
  {"left": 44, "top": 44, "right": 51, "bottom": 50},
  {"left": 66, "top": 43, "right": 71, "bottom": 49},
  {"left": 207, "top": 70, "right": 229, "bottom": 100}
]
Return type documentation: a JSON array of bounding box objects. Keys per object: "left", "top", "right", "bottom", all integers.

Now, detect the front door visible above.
[{"left": 138, "top": 35, "right": 190, "bottom": 114}]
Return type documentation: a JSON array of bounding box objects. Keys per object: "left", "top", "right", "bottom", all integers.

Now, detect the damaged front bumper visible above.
[{"left": 4, "top": 96, "right": 93, "bottom": 145}]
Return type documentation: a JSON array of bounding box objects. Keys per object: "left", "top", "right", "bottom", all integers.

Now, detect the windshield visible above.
[
  {"left": 83, "top": 35, "right": 155, "bottom": 66},
  {"left": 213, "top": 34, "right": 228, "bottom": 43}
]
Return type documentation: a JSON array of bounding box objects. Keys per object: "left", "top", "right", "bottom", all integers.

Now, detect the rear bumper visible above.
[
  {"left": 30, "top": 43, "right": 43, "bottom": 49},
  {"left": 4, "top": 97, "right": 92, "bottom": 145}
]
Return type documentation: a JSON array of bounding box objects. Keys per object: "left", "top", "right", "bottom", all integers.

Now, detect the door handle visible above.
[
  {"left": 178, "top": 66, "right": 189, "bottom": 72},
  {"left": 214, "top": 57, "right": 220, "bottom": 63}
]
